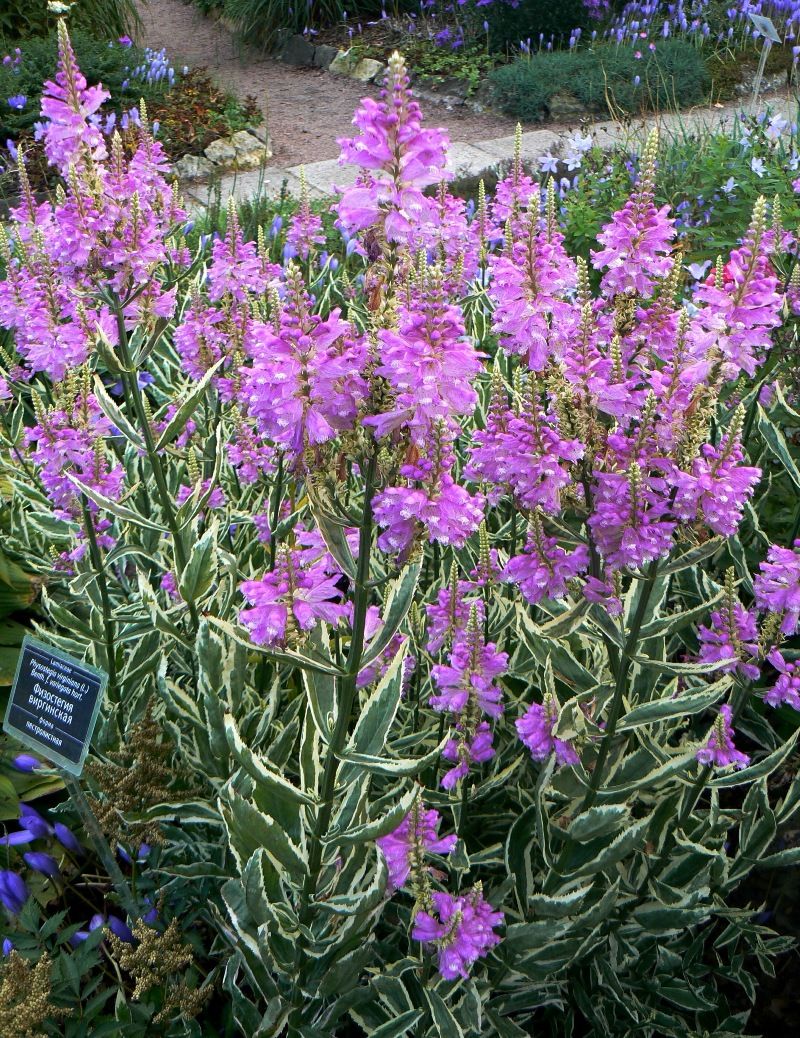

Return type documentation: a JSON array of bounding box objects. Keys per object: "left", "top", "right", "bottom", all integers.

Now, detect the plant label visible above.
[{"left": 3, "top": 636, "right": 107, "bottom": 776}]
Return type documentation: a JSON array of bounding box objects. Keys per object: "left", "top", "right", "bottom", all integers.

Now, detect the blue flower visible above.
[
  {"left": 2, "top": 937, "right": 13, "bottom": 955},
  {"left": 23, "top": 852, "right": 60, "bottom": 879},
  {"left": 19, "top": 804, "right": 51, "bottom": 839},
  {"left": 7, "top": 95, "right": 26, "bottom": 110},
  {"left": 54, "top": 822, "right": 82, "bottom": 854},
  {"left": 107, "top": 915, "right": 134, "bottom": 943},
  {"left": 11, "top": 754, "right": 42, "bottom": 772},
  {"left": 0, "top": 870, "right": 28, "bottom": 914}
]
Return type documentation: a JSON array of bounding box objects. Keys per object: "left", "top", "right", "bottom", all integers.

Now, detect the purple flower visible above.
[
  {"left": 7, "top": 95, "right": 26, "bottom": 110},
  {"left": 239, "top": 548, "right": 347, "bottom": 648},
  {"left": 411, "top": 887, "right": 504, "bottom": 979},
  {"left": 0, "top": 870, "right": 29, "bottom": 914},
  {"left": 754, "top": 543, "right": 800, "bottom": 635},
  {"left": 764, "top": 651, "right": 800, "bottom": 710},
  {"left": 54, "top": 822, "right": 82, "bottom": 854},
  {"left": 697, "top": 602, "right": 760, "bottom": 681},
  {"left": 2, "top": 937, "right": 13, "bottom": 955},
  {"left": 0, "top": 830, "right": 35, "bottom": 847},
  {"left": 11, "top": 754, "right": 42, "bottom": 773},
  {"left": 441, "top": 720, "right": 495, "bottom": 790},
  {"left": 19, "top": 804, "right": 51, "bottom": 840},
  {"left": 376, "top": 804, "right": 456, "bottom": 893},
  {"left": 69, "top": 930, "right": 90, "bottom": 946},
  {"left": 23, "top": 852, "right": 60, "bottom": 879},
  {"left": 107, "top": 915, "right": 134, "bottom": 943},
  {"left": 505, "top": 522, "right": 589, "bottom": 605},
  {"left": 517, "top": 695, "right": 579, "bottom": 766},
  {"left": 697, "top": 704, "right": 749, "bottom": 770}
]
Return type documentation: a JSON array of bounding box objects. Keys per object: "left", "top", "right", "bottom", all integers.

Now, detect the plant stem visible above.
[
  {"left": 580, "top": 559, "right": 661, "bottom": 813},
  {"left": 112, "top": 302, "right": 198, "bottom": 630},
  {"left": 287, "top": 452, "right": 376, "bottom": 1035},
  {"left": 80, "top": 499, "right": 120, "bottom": 738}
]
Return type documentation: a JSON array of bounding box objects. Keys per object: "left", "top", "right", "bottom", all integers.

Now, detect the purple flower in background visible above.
[
  {"left": 23, "top": 852, "right": 60, "bottom": 879},
  {"left": 19, "top": 804, "right": 51, "bottom": 839},
  {"left": 107, "top": 916, "right": 134, "bottom": 943},
  {"left": 2, "top": 937, "right": 13, "bottom": 955},
  {"left": 0, "top": 870, "right": 29, "bottom": 914},
  {"left": 54, "top": 822, "right": 82, "bottom": 854},
  {"left": 764, "top": 651, "right": 800, "bottom": 710},
  {"left": 7, "top": 95, "right": 26, "bottom": 110},
  {"left": 517, "top": 694, "right": 579, "bottom": 766},
  {"left": 11, "top": 754, "right": 42, "bottom": 773},
  {"left": 697, "top": 704, "right": 749, "bottom": 770},
  {"left": 754, "top": 542, "right": 800, "bottom": 635},
  {"left": 376, "top": 804, "right": 456, "bottom": 893},
  {"left": 411, "top": 887, "right": 504, "bottom": 979}
]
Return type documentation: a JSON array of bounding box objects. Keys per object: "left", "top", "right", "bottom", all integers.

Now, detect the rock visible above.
[
  {"left": 230, "top": 130, "right": 272, "bottom": 168},
  {"left": 352, "top": 58, "right": 385, "bottom": 83},
  {"left": 204, "top": 138, "right": 237, "bottom": 166},
  {"left": 547, "top": 90, "right": 586, "bottom": 121},
  {"left": 247, "top": 123, "right": 271, "bottom": 146},
  {"left": 278, "top": 34, "right": 316, "bottom": 67},
  {"left": 313, "top": 44, "right": 339, "bottom": 70},
  {"left": 419, "top": 76, "right": 468, "bottom": 101},
  {"left": 329, "top": 49, "right": 357, "bottom": 76},
  {"left": 172, "top": 154, "right": 216, "bottom": 181}
]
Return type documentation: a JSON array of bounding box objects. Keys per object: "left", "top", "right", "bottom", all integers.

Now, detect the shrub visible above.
[
  {"left": 478, "top": 0, "right": 592, "bottom": 54},
  {"left": 2, "top": 31, "right": 800, "bottom": 1037},
  {"left": 490, "top": 39, "right": 711, "bottom": 120},
  {"left": 0, "top": 0, "right": 138, "bottom": 42},
  {"left": 222, "top": 0, "right": 387, "bottom": 48}
]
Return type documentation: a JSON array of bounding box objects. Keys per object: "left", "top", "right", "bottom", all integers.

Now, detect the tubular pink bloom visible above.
[
  {"left": 516, "top": 695, "right": 579, "bottom": 767},
  {"left": 376, "top": 805, "right": 456, "bottom": 894},
  {"left": 696, "top": 603, "right": 760, "bottom": 682},
  {"left": 672, "top": 436, "right": 760, "bottom": 537},
  {"left": 589, "top": 464, "right": 675, "bottom": 571},
  {"left": 591, "top": 133, "right": 674, "bottom": 298},
  {"left": 364, "top": 271, "right": 480, "bottom": 442},
  {"left": 39, "top": 22, "right": 109, "bottom": 174},
  {"left": 690, "top": 202, "right": 782, "bottom": 377},
  {"left": 243, "top": 265, "right": 366, "bottom": 459},
  {"left": 505, "top": 532, "right": 589, "bottom": 605},
  {"left": 411, "top": 888, "right": 504, "bottom": 980},
  {"left": 696, "top": 704, "right": 749, "bottom": 770},
  {"left": 764, "top": 651, "right": 800, "bottom": 710},
  {"left": 754, "top": 542, "right": 800, "bottom": 635},
  {"left": 336, "top": 52, "right": 449, "bottom": 242},
  {"left": 239, "top": 549, "right": 347, "bottom": 647},
  {"left": 441, "top": 721, "right": 495, "bottom": 789}
]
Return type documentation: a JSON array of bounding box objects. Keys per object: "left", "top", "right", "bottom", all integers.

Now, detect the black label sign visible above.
[{"left": 3, "top": 636, "right": 106, "bottom": 775}]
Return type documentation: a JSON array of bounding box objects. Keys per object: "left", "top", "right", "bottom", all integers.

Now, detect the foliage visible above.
[
  {"left": 222, "top": 0, "right": 387, "bottom": 48},
  {"left": 0, "top": 0, "right": 139, "bottom": 44},
  {"left": 561, "top": 109, "right": 800, "bottom": 263},
  {"left": 2, "top": 29, "right": 800, "bottom": 1037},
  {"left": 489, "top": 39, "right": 710, "bottom": 121},
  {"left": 476, "top": 0, "right": 593, "bottom": 54}
]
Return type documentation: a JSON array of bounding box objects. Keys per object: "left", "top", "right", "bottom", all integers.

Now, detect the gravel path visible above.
[{"left": 133, "top": 0, "right": 517, "bottom": 168}]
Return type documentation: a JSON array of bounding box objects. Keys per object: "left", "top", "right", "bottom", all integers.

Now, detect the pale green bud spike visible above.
[
  {"left": 513, "top": 123, "right": 523, "bottom": 183},
  {"left": 714, "top": 256, "right": 725, "bottom": 290}
]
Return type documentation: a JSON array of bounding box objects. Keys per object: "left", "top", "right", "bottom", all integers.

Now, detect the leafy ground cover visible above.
[{"left": 1, "top": 23, "right": 800, "bottom": 1038}]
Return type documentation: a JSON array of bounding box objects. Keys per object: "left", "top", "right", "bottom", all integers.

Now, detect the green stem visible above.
[
  {"left": 287, "top": 452, "right": 377, "bottom": 1035},
  {"left": 80, "top": 499, "right": 120, "bottom": 738},
  {"left": 581, "top": 560, "right": 661, "bottom": 813},
  {"left": 113, "top": 303, "right": 198, "bottom": 630}
]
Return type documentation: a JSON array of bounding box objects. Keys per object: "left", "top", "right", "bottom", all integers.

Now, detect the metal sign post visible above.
[{"left": 748, "top": 14, "right": 783, "bottom": 114}]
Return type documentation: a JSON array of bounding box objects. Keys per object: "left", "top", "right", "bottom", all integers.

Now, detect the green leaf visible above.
[
  {"left": 178, "top": 521, "right": 219, "bottom": 603},
  {"left": 155, "top": 358, "right": 224, "bottom": 450},
  {"left": 325, "top": 785, "right": 416, "bottom": 847},
  {"left": 67, "top": 474, "right": 167, "bottom": 533},
  {"left": 571, "top": 814, "right": 650, "bottom": 877},
  {"left": 336, "top": 737, "right": 447, "bottom": 777},
  {"left": 224, "top": 714, "right": 317, "bottom": 806},
  {"left": 347, "top": 644, "right": 407, "bottom": 757},
  {"left": 221, "top": 791, "right": 307, "bottom": 879},
  {"left": 631, "top": 655, "right": 737, "bottom": 676},
  {"left": 566, "top": 805, "right": 629, "bottom": 844},
  {"left": 360, "top": 561, "right": 421, "bottom": 668},
  {"left": 637, "top": 588, "right": 726, "bottom": 640},
  {"left": 619, "top": 676, "right": 732, "bottom": 731},
  {"left": 661, "top": 538, "right": 724, "bottom": 575},
  {"left": 207, "top": 615, "right": 341, "bottom": 677},
  {"left": 92, "top": 376, "right": 144, "bottom": 450},
  {"left": 757, "top": 404, "right": 800, "bottom": 490},
  {"left": 307, "top": 494, "right": 357, "bottom": 579},
  {"left": 368, "top": 1010, "right": 424, "bottom": 1038}
]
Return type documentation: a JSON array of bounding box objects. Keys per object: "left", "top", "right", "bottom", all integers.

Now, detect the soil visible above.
[{"left": 133, "top": 0, "right": 518, "bottom": 169}]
